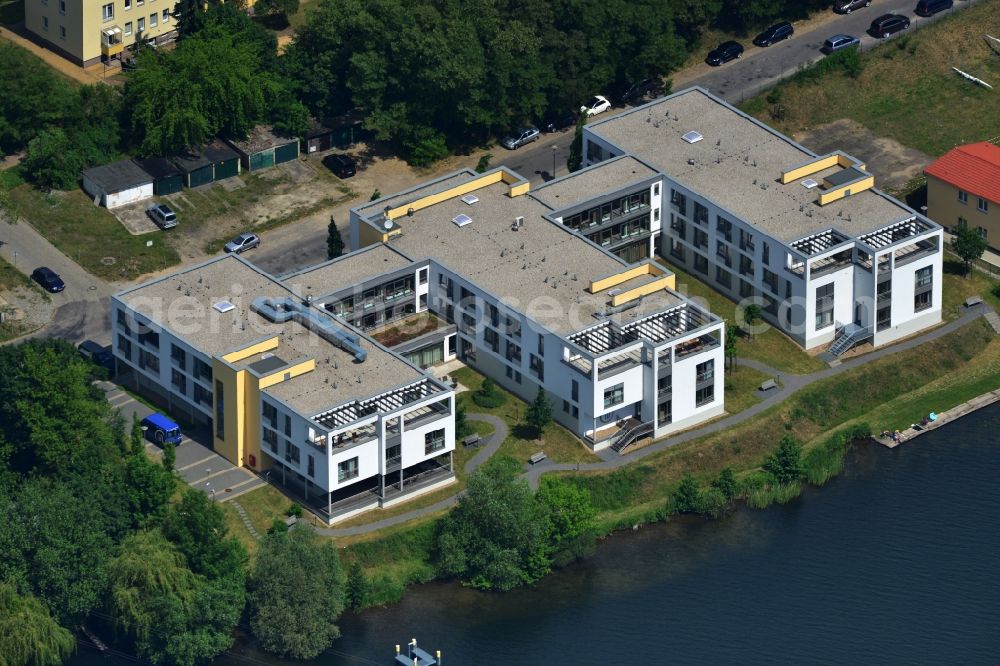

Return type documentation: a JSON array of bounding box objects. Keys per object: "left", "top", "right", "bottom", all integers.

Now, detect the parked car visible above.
[
  {"left": 915, "top": 0, "right": 953, "bottom": 16},
  {"left": 541, "top": 111, "right": 577, "bottom": 133},
  {"left": 502, "top": 127, "right": 541, "bottom": 150},
  {"left": 868, "top": 13, "right": 910, "bottom": 38},
  {"left": 141, "top": 413, "right": 183, "bottom": 446},
  {"left": 753, "top": 22, "right": 794, "bottom": 47},
  {"left": 619, "top": 78, "right": 662, "bottom": 104},
  {"left": 224, "top": 232, "right": 260, "bottom": 254},
  {"left": 146, "top": 202, "right": 177, "bottom": 229},
  {"left": 580, "top": 95, "right": 612, "bottom": 116},
  {"left": 31, "top": 266, "right": 64, "bottom": 293},
  {"left": 821, "top": 34, "right": 861, "bottom": 54},
  {"left": 706, "top": 41, "right": 744, "bottom": 66},
  {"left": 833, "top": 0, "right": 871, "bottom": 13},
  {"left": 322, "top": 153, "right": 357, "bottom": 179},
  {"left": 78, "top": 340, "right": 114, "bottom": 374}
]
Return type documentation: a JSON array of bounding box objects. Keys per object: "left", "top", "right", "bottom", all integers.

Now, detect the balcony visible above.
[
  {"left": 101, "top": 26, "right": 124, "bottom": 57},
  {"left": 674, "top": 333, "right": 721, "bottom": 360},
  {"left": 809, "top": 248, "right": 853, "bottom": 279},
  {"left": 403, "top": 403, "right": 451, "bottom": 430},
  {"left": 893, "top": 238, "right": 939, "bottom": 268}
]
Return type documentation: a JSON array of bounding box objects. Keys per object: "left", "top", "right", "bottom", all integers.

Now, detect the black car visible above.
[
  {"left": 541, "top": 112, "right": 577, "bottom": 133},
  {"left": 833, "top": 0, "right": 871, "bottom": 13},
  {"left": 753, "top": 22, "right": 794, "bottom": 47},
  {"left": 706, "top": 41, "right": 744, "bottom": 66},
  {"left": 915, "top": 0, "right": 953, "bottom": 16},
  {"left": 619, "top": 78, "right": 662, "bottom": 104},
  {"left": 869, "top": 13, "right": 910, "bottom": 38},
  {"left": 31, "top": 266, "right": 64, "bottom": 293},
  {"left": 323, "top": 153, "right": 357, "bottom": 179},
  {"left": 78, "top": 340, "right": 114, "bottom": 374}
]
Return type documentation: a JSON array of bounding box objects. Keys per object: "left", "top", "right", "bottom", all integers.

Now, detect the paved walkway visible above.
[
  {"left": 0, "top": 25, "right": 107, "bottom": 85},
  {"left": 311, "top": 304, "right": 993, "bottom": 537}
]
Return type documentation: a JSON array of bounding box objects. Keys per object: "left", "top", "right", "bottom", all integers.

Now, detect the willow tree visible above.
[{"left": 0, "top": 582, "right": 75, "bottom": 666}]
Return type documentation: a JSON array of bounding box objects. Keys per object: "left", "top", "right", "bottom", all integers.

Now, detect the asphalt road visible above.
[{"left": 497, "top": 0, "right": 976, "bottom": 188}]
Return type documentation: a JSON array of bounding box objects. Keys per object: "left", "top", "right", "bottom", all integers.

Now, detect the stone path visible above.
[
  {"left": 230, "top": 500, "right": 261, "bottom": 540},
  {"left": 308, "top": 305, "right": 993, "bottom": 539}
]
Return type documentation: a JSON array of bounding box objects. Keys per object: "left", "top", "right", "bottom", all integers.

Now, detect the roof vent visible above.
[
  {"left": 682, "top": 131, "right": 703, "bottom": 144},
  {"left": 452, "top": 214, "right": 472, "bottom": 227},
  {"left": 687, "top": 158, "right": 695, "bottom": 166},
  {"left": 213, "top": 301, "right": 235, "bottom": 313},
  {"left": 461, "top": 194, "right": 479, "bottom": 205},
  {"left": 802, "top": 179, "right": 819, "bottom": 189}
]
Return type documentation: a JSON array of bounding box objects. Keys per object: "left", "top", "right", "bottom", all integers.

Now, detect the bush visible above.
[
  {"left": 804, "top": 422, "right": 870, "bottom": 486},
  {"left": 286, "top": 503, "right": 303, "bottom": 518},
  {"left": 404, "top": 129, "right": 449, "bottom": 167},
  {"left": 472, "top": 377, "right": 506, "bottom": 409},
  {"left": 697, "top": 488, "right": 730, "bottom": 519}
]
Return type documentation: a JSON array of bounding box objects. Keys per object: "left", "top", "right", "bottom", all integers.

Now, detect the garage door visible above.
[
  {"left": 249, "top": 150, "right": 274, "bottom": 171},
  {"left": 274, "top": 142, "right": 299, "bottom": 164},
  {"left": 214, "top": 158, "right": 239, "bottom": 180},
  {"left": 189, "top": 166, "right": 214, "bottom": 188}
]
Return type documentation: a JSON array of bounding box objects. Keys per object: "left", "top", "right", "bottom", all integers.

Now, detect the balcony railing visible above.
[{"left": 675, "top": 334, "right": 721, "bottom": 360}]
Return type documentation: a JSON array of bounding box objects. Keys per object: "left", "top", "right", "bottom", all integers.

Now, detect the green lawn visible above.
[
  {"left": 739, "top": 0, "right": 1000, "bottom": 157},
  {"left": 723, "top": 365, "right": 771, "bottom": 414},
  {"left": 665, "top": 261, "right": 827, "bottom": 374},
  {"left": 220, "top": 482, "right": 298, "bottom": 553},
  {"left": 941, "top": 256, "right": 1000, "bottom": 320},
  {"left": 3, "top": 176, "right": 180, "bottom": 281},
  {"left": 452, "top": 366, "right": 600, "bottom": 465}
]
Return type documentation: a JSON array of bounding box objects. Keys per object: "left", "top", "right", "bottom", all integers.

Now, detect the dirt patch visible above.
[
  {"left": 0, "top": 286, "right": 52, "bottom": 341},
  {"left": 792, "top": 119, "right": 935, "bottom": 191},
  {"left": 113, "top": 203, "right": 162, "bottom": 235}
]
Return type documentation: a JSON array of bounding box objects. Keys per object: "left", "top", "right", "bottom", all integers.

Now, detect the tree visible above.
[
  {"left": 454, "top": 402, "right": 473, "bottom": 439},
  {"left": 162, "top": 489, "right": 248, "bottom": 580},
  {"left": 536, "top": 477, "right": 596, "bottom": 567},
  {"left": 345, "top": 561, "right": 370, "bottom": 610},
  {"left": 0, "top": 582, "right": 75, "bottom": 666},
  {"left": 20, "top": 129, "right": 87, "bottom": 190},
  {"left": 162, "top": 440, "right": 176, "bottom": 472},
  {"left": 256, "top": 0, "right": 299, "bottom": 19},
  {"left": 475, "top": 153, "right": 493, "bottom": 173},
  {"left": 472, "top": 377, "right": 505, "bottom": 409},
  {"left": 525, "top": 387, "right": 552, "bottom": 438},
  {"left": 131, "top": 413, "right": 145, "bottom": 457},
  {"left": 711, "top": 466, "right": 738, "bottom": 501},
  {"left": 724, "top": 323, "right": 738, "bottom": 373},
  {"left": 671, "top": 473, "right": 702, "bottom": 514},
  {"left": 249, "top": 526, "right": 346, "bottom": 659},
  {"left": 567, "top": 113, "right": 586, "bottom": 173},
  {"left": 951, "top": 225, "right": 987, "bottom": 276},
  {"left": 370, "top": 189, "right": 381, "bottom": 201},
  {"left": 122, "top": 453, "right": 175, "bottom": 527},
  {"left": 763, "top": 435, "right": 804, "bottom": 485},
  {"left": 327, "top": 218, "right": 345, "bottom": 260},
  {"left": 0, "top": 43, "right": 74, "bottom": 154},
  {"left": 437, "top": 457, "right": 551, "bottom": 591},
  {"left": 743, "top": 303, "right": 762, "bottom": 341}
]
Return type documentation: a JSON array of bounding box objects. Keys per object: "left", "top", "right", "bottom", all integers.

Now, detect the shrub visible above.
[
  {"left": 287, "top": 503, "right": 303, "bottom": 518},
  {"left": 697, "top": 488, "right": 730, "bottom": 519},
  {"left": 472, "top": 377, "right": 506, "bottom": 409}
]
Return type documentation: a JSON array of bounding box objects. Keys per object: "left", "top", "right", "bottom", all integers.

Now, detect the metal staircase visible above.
[
  {"left": 611, "top": 420, "right": 655, "bottom": 453},
  {"left": 828, "top": 323, "right": 871, "bottom": 357}
]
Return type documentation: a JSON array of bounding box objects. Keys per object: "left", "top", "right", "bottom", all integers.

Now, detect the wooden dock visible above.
[{"left": 875, "top": 389, "right": 1000, "bottom": 448}]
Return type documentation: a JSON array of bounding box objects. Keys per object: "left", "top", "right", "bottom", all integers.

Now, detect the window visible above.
[
  {"left": 876, "top": 305, "right": 891, "bottom": 332},
  {"left": 486, "top": 303, "right": 499, "bottom": 327},
  {"left": 815, "top": 283, "right": 834, "bottom": 330},
  {"left": 716, "top": 241, "right": 731, "bottom": 267},
  {"left": 603, "top": 383, "right": 624, "bottom": 409},
  {"left": 762, "top": 242, "right": 770, "bottom": 265},
  {"left": 529, "top": 353, "right": 544, "bottom": 381},
  {"left": 958, "top": 190, "right": 968, "bottom": 204},
  {"left": 696, "top": 359, "right": 714, "bottom": 384},
  {"left": 653, "top": 183, "right": 660, "bottom": 196},
  {"left": 740, "top": 280, "right": 753, "bottom": 298},
  {"left": 162, "top": 8, "right": 169, "bottom": 21},
  {"left": 914, "top": 266, "right": 933, "bottom": 312},
  {"left": 263, "top": 428, "right": 278, "bottom": 453},
  {"left": 118, "top": 334, "right": 132, "bottom": 361},
  {"left": 125, "top": 0, "right": 131, "bottom": 8},
  {"left": 670, "top": 189, "right": 687, "bottom": 217},
  {"left": 171, "top": 369, "right": 186, "bottom": 394},
  {"left": 58, "top": 0, "right": 65, "bottom": 12},
  {"left": 284, "top": 441, "right": 300, "bottom": 464},
  {"left": 284, "top": 414, "right": 292, "bottom": 437},
  {"left": 170, "top": 343, "right": 185, "bottom": 367},
  {"left": 571, "top": 379, "right": 579, "bottom": 402},
  {"left": 716, "top": 216, "right": 732, "bottom": 241},
  {"left": 978, "top": 227, "right": 988, "bottom": 240},
  {"left": 193, "top": 357, "right": 211, "bottom": 382},
  {"left": 670, "top": 214, "right": 686, "bottom": 239},
  {"left": 424, "top": 429, "right": 446, "bottom": 455},
  {"left": 338, "top": 457, "right": 359, "bottom": 482},
  {"left": 715, "top": 266, "right": 731, "bottom": 289},
  {"left": 693, "top": 228, "right": 708, "bottom": 250},
  {"left": 193, "top": 383, "right": 211, "bottom": 407},
  {"left": 484, "top": 327, "right": 500, "bottom": 353},
  {"left": 138, "top": 328, "right": 159, "bottom": 349},
  {"left": 693, "top": 253, "right": 708, "bottom": 275},
  {"left": 124, "top": 21, "right": 132, "bottom": 35},
  {"left": 572, "top": 405, "right": 579, "bottom": 418},
  {"left": 537, "top": 333, "right": 544, "bottom": 356},
  {"left": 562, "top": 400, "right": 570, "bottom": 414},
  {"left": 669, "top": 238, "right": 685, "bottom": 262},
  {"left": 149, "top": 12, "right": 156, "bottom": 26},
  {"left": 215, "top": 380, "right": 225, "bottom": 439},
  {"left": 59, "top": 25, "right": 65, "bottom": 39},
  {"left": 385, "top": 444, "right": 401, "bottom": 464},
  {"left": 102, "top": 3, "right": 113, "bottom": 20},
  {"left": 138, "top": 349, "right": 159, "bottom": 373},
  {"left": 739, "top": 228, "right": 754, "bottom": 252},
  {"left": 418, "top": 267, "right": 428, "bottom": 285},
  {"left": 739, "top": 254, "right": 754, "bottom": 277},
  {"left": 307, "top": 455, "right": 315, "bottom": 478},
  {"left": 695, "top": 385, "right": 714, "bottom": 407},
  {"left": 505, "top": 340, "right": 521, "bottom": 364},
  {"left": 694, "top": 202, "right": 709, "bottom": 226},
  {"left": 978, "top": 197, "right": 989, "bottom": 213},
  {"left": 137, "top": 16, "right": 144, "bottom": 30},
  {"left": 42, "top": 16, "right": 48, "bottom": 29},
  {"left": 956, "top": 217, "right": 968, "bottom": 231}
]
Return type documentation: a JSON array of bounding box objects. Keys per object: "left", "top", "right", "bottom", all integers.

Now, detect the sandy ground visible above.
[
  {"left": 793, "top": 118, "right": 935, "bottom": 191},
  {"left": 0, "top": 284, "right": 54, "bottom": 339}
]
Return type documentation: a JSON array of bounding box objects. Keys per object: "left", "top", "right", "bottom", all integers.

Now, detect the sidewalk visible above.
[{"left": 0, "top": 24, "right": 106, "bottom": 85}]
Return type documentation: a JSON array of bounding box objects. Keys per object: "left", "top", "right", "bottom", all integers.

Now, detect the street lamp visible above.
[{"left": 552, "top": 145, "right": 558, "bottom": 179}]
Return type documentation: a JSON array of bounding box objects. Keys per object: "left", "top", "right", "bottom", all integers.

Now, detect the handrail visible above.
[{"left": 611, "top": 420, "right": 655, "bottom": 453}]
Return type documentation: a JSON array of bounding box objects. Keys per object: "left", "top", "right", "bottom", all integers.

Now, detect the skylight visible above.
[
  {"left": 802, "top": 179, "right": 819, "bottom": 189},
  {"left": 452, "top": 214, "right": 472, "bottom": 227},
  {"left": 682, "top": 131, "right": 704, "bottom": 144},
  {"left": 461, "top": 194, "right": 479, "bottom": 205},
  {"left": 213, "top": 301, "right": 235, "bottom": 313}
]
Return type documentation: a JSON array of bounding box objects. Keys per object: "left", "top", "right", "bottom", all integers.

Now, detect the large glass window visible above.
[
  {"left": 815, "top": 283, "right": 834, "bottom": 330},
  {"left": 215, "top": 380, "right": 225, "bottom": 439},
  {"left": 695, "top": 385, "right": 714, "bottom": 407},
  {"left": 696, "top": 359, "right": 714, "bottom": 384},
  {"left": 914, "top": 266, "right": 933, "bottom": 312},
  {"left": 285, "top": 441, "right": 300, "bottom": 464},
  {"left": 338, "top": 457, "right": 359, "bottom": 483},
  {"left": 603, "top": 383, "right": 624, "bottom": 409},
  {"left": 424, "top": 429, "right": 446, "bottom": 455}
]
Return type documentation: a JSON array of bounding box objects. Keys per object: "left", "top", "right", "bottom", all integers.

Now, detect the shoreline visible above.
[{"left": 875, "top": 388, "right": 1000, "bottom": 449}]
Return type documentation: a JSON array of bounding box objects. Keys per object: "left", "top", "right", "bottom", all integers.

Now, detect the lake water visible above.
[{"left": 79, "top": 403, "right": 1000, "bottom": 665}]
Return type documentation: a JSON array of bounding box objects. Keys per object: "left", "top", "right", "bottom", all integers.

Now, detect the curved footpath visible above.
[{"left": 316, "top": 305, "right": 993, "bottom": 537}]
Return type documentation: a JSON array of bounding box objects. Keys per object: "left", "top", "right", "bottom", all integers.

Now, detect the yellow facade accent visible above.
[
  {"left": 780, "top": 153, "right": 858, "bottom": 184},
  {"left": 817, "top": 175, "right": 874, "bottom": 206},
  {"left": 258, "top": 358, "right": 316, "bottom": 389},
  {"left": 589, "top": 262, "right": 672, "bottom": 294},
  {"left": 211, "top": 359, "right": 246, "bottom": 468},
  {"left": 611, "top": 276, "right": 675, "bottom": 307},
  {"left": 222, "top": 337, "right": 280, "bottom": 364},
  {"left": 385, "top": 170, "right": 529, "bottom": 220}
]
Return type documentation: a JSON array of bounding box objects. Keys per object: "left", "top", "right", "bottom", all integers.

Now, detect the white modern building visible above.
[
  {"left": 113, "top": 253, "right": 457, "bottom": 524},
  {"left": 583, "top": 87, "right": 943, "bottom": 353},
  {"left": 350, "top": 166, "right": 726, "bottom": 452}
]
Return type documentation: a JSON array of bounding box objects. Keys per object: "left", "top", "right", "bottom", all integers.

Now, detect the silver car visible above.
[
  {"left": 147, "top": 203, "right": 177, "bottom": 229},
  {"left": 502, "top": 127, "right": 540, "bottom": 150},
  {"left": 224, "top": 233, "right": 260, "bottom": 254}
]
